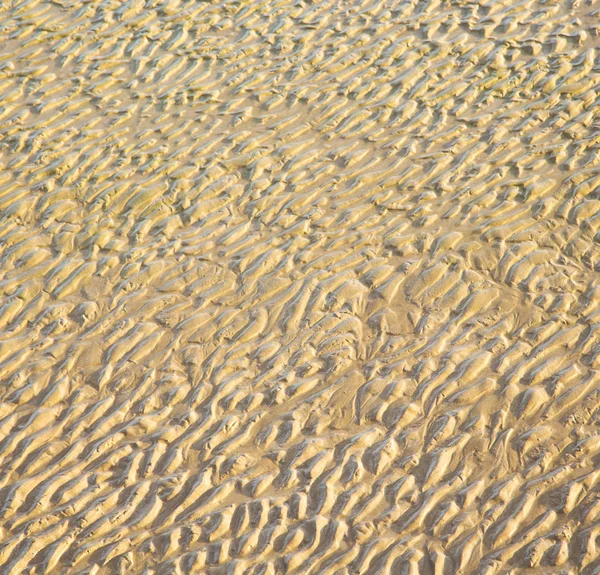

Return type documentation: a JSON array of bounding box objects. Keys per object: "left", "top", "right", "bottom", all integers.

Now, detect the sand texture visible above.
[{"left": 1, "top": 0, "right": 600, "bottom": 573}]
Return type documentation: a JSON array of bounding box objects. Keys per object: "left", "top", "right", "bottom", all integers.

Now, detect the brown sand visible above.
[{"left": 0, "top": 0, "right": 599, "bottom": 573}]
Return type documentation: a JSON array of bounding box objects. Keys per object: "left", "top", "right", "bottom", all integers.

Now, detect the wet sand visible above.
[{"left": 0, "top": 0, "right": 600, "bottom": 573}]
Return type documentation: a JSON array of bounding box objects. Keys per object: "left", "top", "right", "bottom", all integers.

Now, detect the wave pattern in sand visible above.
[{"left": 1, "top": 0, "right": 600, "bottom": 573}]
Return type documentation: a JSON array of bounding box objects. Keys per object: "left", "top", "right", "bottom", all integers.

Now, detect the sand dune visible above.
[{"left": 0, "top": 0, "right": 600, "bottom": 573}]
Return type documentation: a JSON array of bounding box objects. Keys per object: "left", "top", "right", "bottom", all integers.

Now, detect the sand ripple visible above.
[{"left": 0, "top": 0, "right": 600, "bottom": 573}]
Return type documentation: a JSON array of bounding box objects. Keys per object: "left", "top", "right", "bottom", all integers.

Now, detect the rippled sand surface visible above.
[{"left": 2, "top": 0, "right": 600, "bottom": 573}]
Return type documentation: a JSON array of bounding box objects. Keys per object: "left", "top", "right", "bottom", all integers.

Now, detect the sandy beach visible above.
[{"left": 0, "top": 0, "right": 599, "bottom": 573}]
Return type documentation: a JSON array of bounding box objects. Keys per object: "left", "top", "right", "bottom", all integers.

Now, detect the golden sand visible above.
[{"left": 0, "top": 0, "right": 599, "bottom": 573}]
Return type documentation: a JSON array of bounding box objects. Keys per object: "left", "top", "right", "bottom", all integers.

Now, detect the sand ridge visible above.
[{"left": 0, "top": 0, "right": 600, "bottom": 573}]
